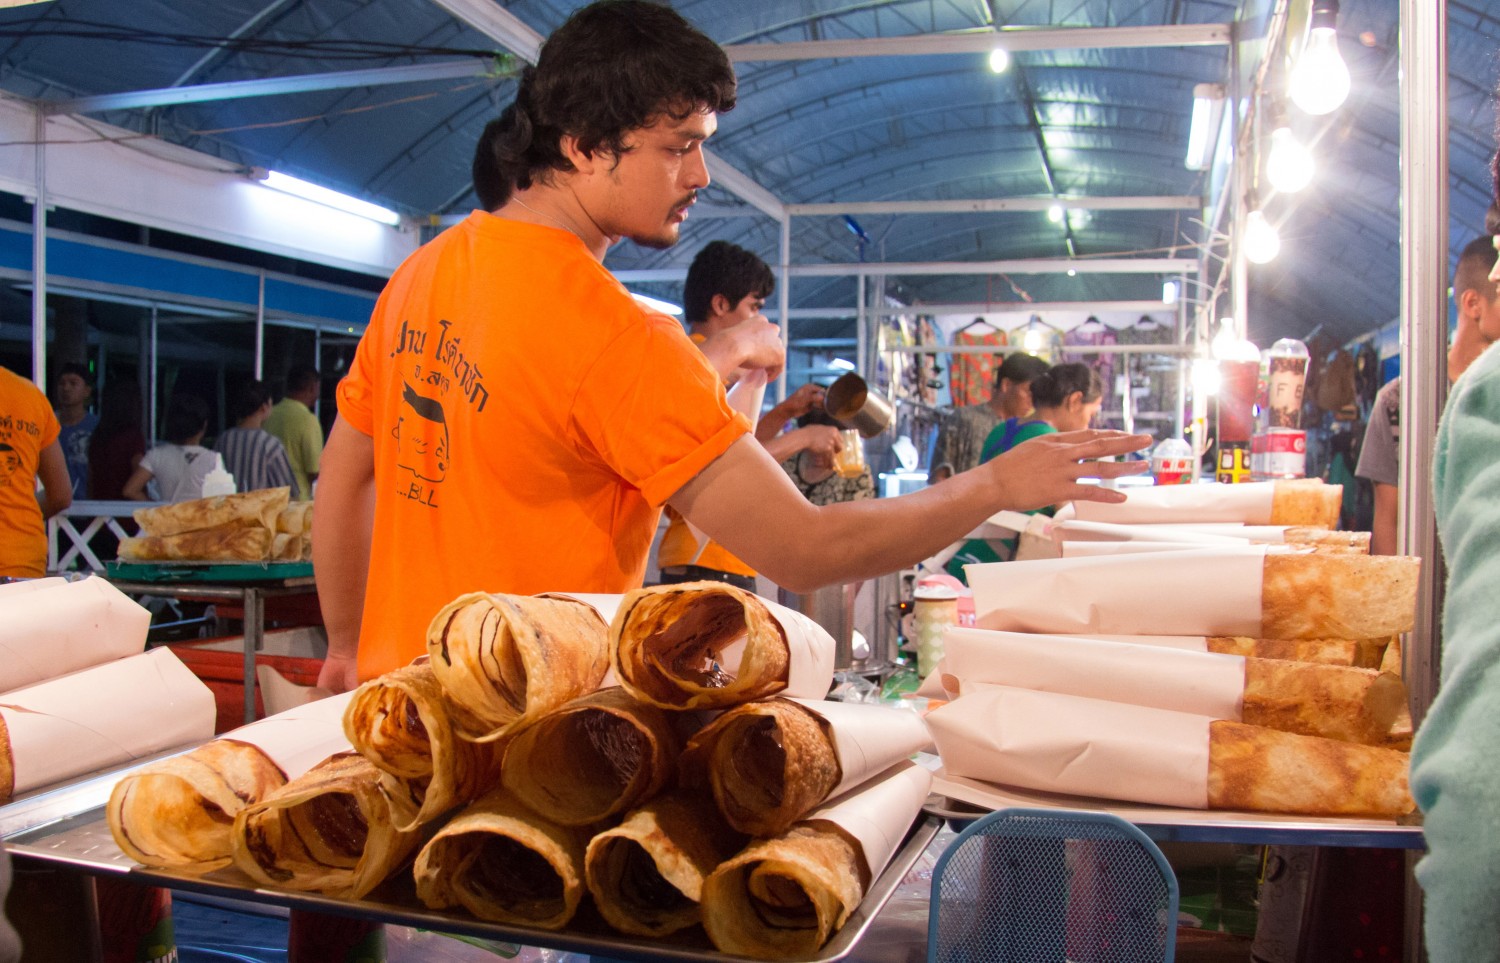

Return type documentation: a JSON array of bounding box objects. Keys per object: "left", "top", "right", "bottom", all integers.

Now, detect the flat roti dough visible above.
[
  {"left": 681, "top": 698, "right": 841, "bottom": 837},
  {"left": 500, "top": 686, "right": 678, "bottom": 826},
  {"left": 107, "top": 739, "right": 286, "bottom": 870},
  {"left": 120, "top": 527, "right": 272, "bottom": 562},
  {"left": 1261, "top": 554, "right": 1419, "bottom": 640},
  {"left": 1206, "top": 720, "right": 1413, "bottom": 816},
  {"left": 414, "top": 790, "right": 588, "bottom": 929},
  {"left": 585, "top": 790, "right": 746, "bottom": 938},
  {"left": 612, "top": 582, "right": 790, "bottom": 710},
  {"left": 1270, "top": 480, "right": 1342, "bottom": 529},
  {"left": 701, "top": 822, "right": 866, "bottom": 960},
  {"left": 133, "top": 488, "right": 289, "bottom": 537},
  {"left": 1241, "top": 659, "right": 1407, "bottom": 745}
]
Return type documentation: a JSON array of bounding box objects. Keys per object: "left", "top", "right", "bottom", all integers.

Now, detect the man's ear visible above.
[
  {"left": 709, "top": 293, "right": 732, "bottom": 319},
  {"left": 559, "top": 133, "right": 597, "bottom": 176},
  {"left": 1459, "top": 288, "right": 1482, "bottom": 322}
]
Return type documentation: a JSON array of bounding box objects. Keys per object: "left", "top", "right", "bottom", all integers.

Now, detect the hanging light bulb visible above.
[
  {"left": 1046, "top": 204, "right": 1064, "bottom": 224},
  {"left": 1289, "top": 1, "right": 1350, "bottom": 116},
  {"left": 1211, "top": 317, "right": 1239, "bottom": 360},
  {"left": 1265, "top": 126, "right": 1314, "bottom": 193},
  {"left": 1243, "top": 208, "right": 1281, "bottom": 264},
  {"left": 988, "top": 48, "right": 1010, "bottom": 74}
]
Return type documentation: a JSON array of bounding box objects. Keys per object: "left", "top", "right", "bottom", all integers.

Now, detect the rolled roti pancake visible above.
[
  {"left": 0, "top": 716, "right": 10, "bottom": 804},
  {"left": 107, "top": 739, "right": 286, "bottom": 870},
  {"left": 612, "top": 582, "right": 793, "bottom": 710},
  {"left": 1283, "top": 528, "right": 1370, "bottom": 553},
  {"left": 425, "top": 592, "right": 610, "bottom": 742},
  {"left": 1241, "top": 660, "right": 1407, "bottom": 745},
  {"left": 120, "top": 527, "right": 272, "bottom": 562},
  {"left": 1204, "top": 636, "right": 1362, "bottom": 666},
  {"left": 343, "top": 664, "right": 504, "bottom": 832},
  {"left": 414, "top": 789, "right": 588, "bottom": 929},
  {"left": 500, "top": 686, "right": 678, "bottom": 826},
  {"left": 1208, "top": 720, "right": 1413, "bottom": 816},
  {"left": 681, "top": 699, "right": 840, "bottom": 836},
  {"left": 585, "top": 790, "right": 746, "bottom": 937},
  {"left": 133, "top": 487, "right": 289, "bottom": 537},
  {"left": 1262, "top": 554, "right": 1420, "bottom": 639},
  {"left": 231, "top": 752, "right": 419, "bottom": 899},
  {"left": 276, "top": 502, "right": 313, "bottom": 535}
]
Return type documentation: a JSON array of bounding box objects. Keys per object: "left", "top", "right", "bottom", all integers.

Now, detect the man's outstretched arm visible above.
[{"left": 311, "top": 416, "right": 375, "bottom": 694}]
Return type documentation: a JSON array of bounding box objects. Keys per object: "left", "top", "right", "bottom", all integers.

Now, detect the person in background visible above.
[
  {"left": 1357, "top": 235, "right": 1499, "bottom": 555},
  {"left": 311, "top": 0, "right": 1148, "bottom": 693},
  {"left": 122, "top": 394, "right": 214, "bottom": 503},
  {"left": 0, "top": 365, "right": 70, "bottom": 578},
  {"left": 929, "top": 351, "right": 1050, "bottom": 481},
  {"left": 781, "top": 408, "right": 875, "bottom": 506},
  {"left": 52, "top": 362, "right": 96, "bottom": 500},
  {"left": 979, "top": 362, "right": 1104, "bottom": 463},
  {"left": 657, "top": 240, "right": 842, "bottom": 590},
  {"left": 1409, "top": 178, "right": 1500, "bottom": 963},
  {"left": 264, "top": 366, "right": 324, "bottom": 500},
  {"left": 87, "top": 379, "right": 146, "bottom": 500},
  {"left": 216, "top": 378, "right": 295, "bottom": 494}
]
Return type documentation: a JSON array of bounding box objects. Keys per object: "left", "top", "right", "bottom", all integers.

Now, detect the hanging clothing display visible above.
[
  {"left": 948, "top": 321, "right": 1008, "bottom": 407},
  {"left": 1062, "top": 317, "right": 1119, "bottom": 422},
  {"left": 1115, "top": 316, "right": 1178, "bottom": 432},
  {"left": 1007, "top": 317, "right": 1064, "bottom": 363}
]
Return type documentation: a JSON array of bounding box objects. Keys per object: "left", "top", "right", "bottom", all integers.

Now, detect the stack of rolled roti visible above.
[
  {"left": 120, "top": 487, "right": 309, "bottom": 562},
  {"left": 931, "top": 488, "right": 1420, "bottom": 816},
  {"left": 106, "top": 581, "right": 930, "bottom": 960}
]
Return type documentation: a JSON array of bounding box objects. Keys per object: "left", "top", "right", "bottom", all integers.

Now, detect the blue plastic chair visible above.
[{"left": 928, "top": 808, "right": 1179, "bottom": 963}]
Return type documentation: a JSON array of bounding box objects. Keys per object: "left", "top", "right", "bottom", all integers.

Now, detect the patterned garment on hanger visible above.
[
  {"left": 950, "top": 326, "right": 1008, "bottom": 407},
  {"left": 1007, "top": 321, "right": 1065, "bottom": 363},
  {"left": 1062, "top": 319, "right": 1119, "bottom": 408}
]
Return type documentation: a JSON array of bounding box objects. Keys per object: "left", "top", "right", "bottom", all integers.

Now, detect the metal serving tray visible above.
[{"left": 4, "top": 790, "right": 941, "bottom": 963}]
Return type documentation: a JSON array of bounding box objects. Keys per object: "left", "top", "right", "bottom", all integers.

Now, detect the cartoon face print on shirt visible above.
[
  {"left": 0, "top": 443, "right": 18, "bottom": 487},
  {"left": 392, "top": 382, "right": 449, "bottom": 505}
]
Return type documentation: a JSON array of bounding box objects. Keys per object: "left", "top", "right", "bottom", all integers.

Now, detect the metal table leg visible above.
[{"left": 243, "top": 587, "right": 264, "bottom": 725}]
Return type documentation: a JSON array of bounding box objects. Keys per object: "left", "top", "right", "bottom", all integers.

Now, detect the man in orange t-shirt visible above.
[
  {"left": 657, "top": 240, "right": 840, "bottom": 592},
  {"left": 0, "top": 365, "right": 72, "bottom": 578},
  {"left": 312, "top": 1, "right": 1149, "bottom": 691}
]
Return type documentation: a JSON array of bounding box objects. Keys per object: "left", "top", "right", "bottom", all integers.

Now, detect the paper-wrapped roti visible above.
[
  {"left": 1064, "top": 479, "right": 1340, "bottom": 528},
  {"left": 970, "top": 547, "right": 1419, "bottom": 640},
  {"left": 231, "top": 752, "right": 420, "bottom": 899},
  {"left": 681, "top": 698, "right": 933, "bottom": 835},
  {"left": 414, "top": 789, "right": 589, "bottom": 929},
  {"left": 120, "top": 527, "right": 273, "bottom": 562},
  {"left": 425, "top": 592, "right": 609, "bottom": 742},
  {"left": 108, "top": 740, "right": 285, "bottom": 871},
  {"left": 928, "top": 684, "right": 1413, "bottom": 816},
  {"left": 133, "top": 487, "right": 289, "bottom": 537},
  {"left": 0, "top": 576, "right": 149, "bottom": 695},
  {"left": 701, "top": 761, "right": 932, "bottom": 960},
  {"left": 611, "top": 582, "right": 834, "bottom": 710},
  {"left": 500, "top": 686, "right": 679, "bottom": 826},
  {"left": 585, "top": 790, "right": 746, "bottom": 938},
  {"left": 937, "top": 629, "right": 1405, "bottom": 745},
  {"left": 343, "top": 664, "right": 504, "bottom": 832}
]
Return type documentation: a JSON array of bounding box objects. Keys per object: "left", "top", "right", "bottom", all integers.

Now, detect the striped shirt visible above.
[{"left": 215, "top": 427, "right": 294, "bottom": 494}]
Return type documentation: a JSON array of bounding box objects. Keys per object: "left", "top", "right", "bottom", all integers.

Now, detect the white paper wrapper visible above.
[
  {"left": 219, "top": 692, "right": 355, "bottom": 781},
  {"left": 1068, "top": 481, "right": 1278, "bottom": 525},
  {"left": 940, "top": 629, "right": 1245, "bottom": 718},
  {"left": 927, "top": 683, "right": 1211, "bottom": 809},
  {"left": 968, "top": 546, "right": 1267, "bottom": 636},
  {"left": 1061, "top": 541, "right": 1217, "bottom": 557},
  {"left": 1, "top": 647, "right": 215, "bottom": 796},
  {"left": 788, "top": 698, "right": 934, "bottom": 796},
  {"left": 1066, "top": 633, "right": 1211, "bottom": 651},
  {"left": 1053, "top": 519, "right": 1248, "bottom": 545},
  {"left": 805, "top": 759, "right": 932, "bottom": 882},
  {"left": 0, "top": 576, "right": 150, "bottom": 695}
]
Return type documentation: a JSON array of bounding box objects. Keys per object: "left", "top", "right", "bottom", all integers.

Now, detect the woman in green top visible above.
[
  {"left": 943, "top": 363, "right": 1106, "bottom": 580},
  {"left": 979, "top": 362, "right": 1104, "bottom": 462}
]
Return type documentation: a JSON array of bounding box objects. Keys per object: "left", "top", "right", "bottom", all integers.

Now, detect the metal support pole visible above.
[
  {"left": 856, "top": 272, "right": 868, "bottom": 377},
  {"left": 1398, "top": 2, "right": 1446, "bottom": 961},
  {"left": 1229, "top": 29, "right": 1249, "bottom": 338},
  {"left": 148, "top": 307, "right": 159, "bottom": 442},
  {"left": 777, "top": 216, "right": 791, "bottom": 405},
  {"left": 30, "top": 110, "right": 46, "bottom": 387},
  {"left": 254, "top": 273, "right": 266, "bottom": 380}
]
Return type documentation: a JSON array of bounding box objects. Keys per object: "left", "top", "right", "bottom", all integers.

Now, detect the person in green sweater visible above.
[
  {"left": 944, "top": 363, "right": 1104, "bottom": 579},
  {"left": 1409, "top": 201, "right": 1500, "bottom": 963}
]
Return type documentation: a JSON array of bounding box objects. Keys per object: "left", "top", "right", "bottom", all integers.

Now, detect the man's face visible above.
[
  {"left": 723, "top": 292, "right": 766, "bottom": 324},
  {"left": 585, "top": 109, "right": 715, "bottom": 250},
  {"left": 55, "top": 372, "right": 90, "bottom": 407},
  {"left": 1478, "top": 287, "right": 1500, "bottom": 344}
]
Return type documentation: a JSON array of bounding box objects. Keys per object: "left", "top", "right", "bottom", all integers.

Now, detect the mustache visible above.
[{"left": 675, "top": 193, "right": 697, "bottom": 209}]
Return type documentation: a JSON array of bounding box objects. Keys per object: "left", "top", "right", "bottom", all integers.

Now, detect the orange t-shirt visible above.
[
  {"left": 0, "top": 366, "right": 60, "bottom": 578},
  {"left": 656, "top": 332, "right": 756, "bottom": 578},
  {"left": 338, "top": 213, "right": 748, "bottom": 679}
]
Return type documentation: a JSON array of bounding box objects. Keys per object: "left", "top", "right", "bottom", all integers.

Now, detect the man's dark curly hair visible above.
[
  {"left": 481, "top": 1, "right": 736, "bottom": 198},
  {"left": 682, "top": 240, "right": 774, "bottom": 324}
]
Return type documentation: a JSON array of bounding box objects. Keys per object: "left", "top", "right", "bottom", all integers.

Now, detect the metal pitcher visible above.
[{"left": 824, "top": 372, "right": 893, "bottom": 438}]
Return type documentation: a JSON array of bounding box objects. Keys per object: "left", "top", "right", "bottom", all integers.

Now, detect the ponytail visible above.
[{"left": 1030, "top": 362, "right": 1102, "bottom": 409}]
